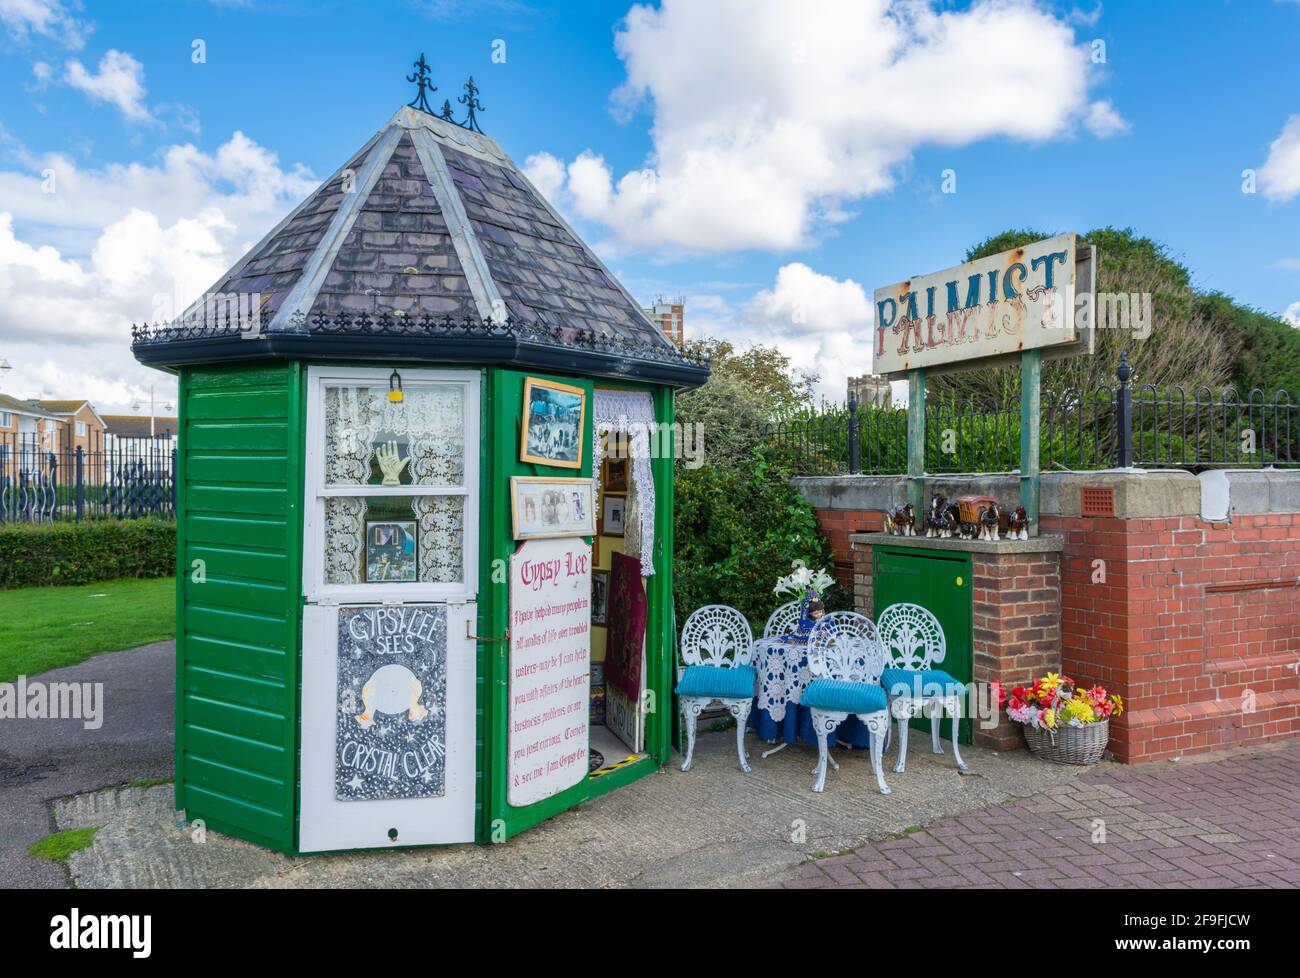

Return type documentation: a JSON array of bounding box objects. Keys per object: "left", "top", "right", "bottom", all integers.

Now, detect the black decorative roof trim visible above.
[{"left": 130, "top": 314, "right": 710, "bottom": 388}]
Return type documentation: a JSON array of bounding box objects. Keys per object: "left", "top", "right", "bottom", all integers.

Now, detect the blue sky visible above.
[{"left": 0, "top": 0, "right": 1297, "bottom": 410}]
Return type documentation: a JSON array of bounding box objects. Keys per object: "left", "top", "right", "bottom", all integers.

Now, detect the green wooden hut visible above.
[{"left": 132, "top": 89, "right": 708, "bottom": 853}]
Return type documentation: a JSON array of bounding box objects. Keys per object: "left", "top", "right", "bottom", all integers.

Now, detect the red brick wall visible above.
[
  {"left": 814, "top": 507, "right": 886, "bottom": 593},
  {"left": 1041, "top": 513, "right": 1300, "bottom": 762},
  {"left": 971, "top": 551, "right": 1062, "bottom": 750}
]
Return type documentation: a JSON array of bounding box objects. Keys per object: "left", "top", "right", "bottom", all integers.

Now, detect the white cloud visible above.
[
  {"left": 1258, "top": 114, "right": 1300, "bottom": 203},
  {"left": 1084, "top": 99, "right": 1130, "bottom": 138},
  {"left": 0, "top": 133, "right": 318, "bottom": 413},
  {"left": 64, "top": 49, "right": 153, "bottom": 123},
  {"left": 0, "top": 0, "right": 89, "bottom": 48},
  {"left": 677, "top": 263, "right": 876, "bottom": 400},
  {"left": 535, "top": 0, "right": 1119, "bottom": 252},
  {"left": 1284, "top": 301, "right": 1300, "bottom": 326}
]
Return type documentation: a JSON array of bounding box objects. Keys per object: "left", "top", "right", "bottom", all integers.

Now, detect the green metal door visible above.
[{"left": 872, "top": 546, "right": 972, "bottom": 744}]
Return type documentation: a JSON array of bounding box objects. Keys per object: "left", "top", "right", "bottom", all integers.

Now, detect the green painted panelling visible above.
[
  {"left": 187, "top": 455, "right": 288, "bottom": 484},
  {"left": 187, "top": 389, "right": 289, "bottom": 420},
  {"left": 187, "top": 545, "right": 288, "bottom": 584},
  {"left": 184, "top": 725, "right": 286, "bottom": 778},
  {"left": 185, "top": 635, "right": 287, "bottom": 682},
  {"left": 186, "top": 514, "right": 288, "bottom": 549},
  {"left": 182, "top": 783, "right": 287, "bottom": 840},
  {"left": 183, "top": 577, "right": 288, "bottom": 615},
  {"left": 186, "top": 364, "right": 291, "bottom": 389},
  {"left": 183, "top": 663, "right": 289, "bottom": 713},
  {"left": 186, "top": 422, "right": 288, "bottom": 452},
  {"left": 177, "top": 360, "right": 300, "bottom": 854},
  {"left": 184, "top": 755, "right": 285, "bottom": 810},
  {"left": 187, "top": 606, "right": 290, "bottom": 650},
  {"left": 186, "top": 485, "right": 288, "bottom": 516},
  {"left": 183, "top": 693, "right": 286, "bottom": 745}
]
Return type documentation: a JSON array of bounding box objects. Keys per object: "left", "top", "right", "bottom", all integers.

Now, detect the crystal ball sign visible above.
[
  {"left": 508, "top": 537, "right": 592, "bottom": 806},
  {"left": 335, "top": 606, "right": 448, "bottom": 801}
]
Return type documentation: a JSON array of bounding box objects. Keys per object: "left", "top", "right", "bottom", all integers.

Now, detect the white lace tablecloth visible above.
[{"left": 753, "top": 635, "right": 814, "bottom": 723}]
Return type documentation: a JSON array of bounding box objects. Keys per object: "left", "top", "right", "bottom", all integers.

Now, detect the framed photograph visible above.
[
  {"left": 591, "top": 569, "right": 609, "bottom": 626},
  {"left": 520, "top": 377, "right": 586, "bottom": 469},
  {"left": 602, "top": 456, "right": 628, "bottom": 493},
  {"left": 602, "top": 493, "right": 627, "bottom": 537},
  {"left": 365, "top": 520, "right": 418, "bottom": 582},
  {"left": 511, "top": 477, "right": 597, "bottom": 540}
]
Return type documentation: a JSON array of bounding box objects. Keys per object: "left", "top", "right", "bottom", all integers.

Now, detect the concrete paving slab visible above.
[{"left": 60, "top": 724, "right": 1087, "bottom": 889}]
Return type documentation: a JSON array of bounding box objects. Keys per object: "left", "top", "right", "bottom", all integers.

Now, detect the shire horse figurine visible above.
[
  {"left": 979, "top": 502, "right": 1001, "bottom": 541},
  {"left": 1007, "top": 505, "right": 1029, "bottom": 540},
  {"left": 925, "top": 494, "right": 947, "bottom": 537},
  {"left": 887, "top": 502, "right": 916, "bottom": 536}
]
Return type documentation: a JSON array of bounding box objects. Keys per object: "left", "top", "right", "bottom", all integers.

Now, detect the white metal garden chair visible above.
[
  {"left": 763, "top": 600, "right": 800, "bottom": 639},
  {"left": 877, "top": 602, "right": 968, "bottom": 774},
  {"left": 802, "top": 611, "right": 891, "bottom": 794},
  {"left": 676, "top": 605, "right": 757, "bottom": 773}
]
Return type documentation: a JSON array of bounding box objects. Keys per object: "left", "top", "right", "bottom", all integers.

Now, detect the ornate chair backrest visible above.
[
  {"left": 763, "top": 600, "right": 800, "bottom": 639},
  {"left": 807, "top": 612, "right": 884, "bottom": 686},
  {"left": 876, "top": 602, "right": 946, "bottom": 671},
  {"left": 680, "top": 605, "right": 755, "bottom": 669}
]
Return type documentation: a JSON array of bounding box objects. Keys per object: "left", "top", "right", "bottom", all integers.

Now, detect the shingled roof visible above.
[{"left": 133, "top": 105, "right": 707, "bottom": 388}]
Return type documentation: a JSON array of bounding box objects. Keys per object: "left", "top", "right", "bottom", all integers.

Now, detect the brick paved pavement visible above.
[{"left": 782, "top": 741, "right": 1300, "bottom": 888}]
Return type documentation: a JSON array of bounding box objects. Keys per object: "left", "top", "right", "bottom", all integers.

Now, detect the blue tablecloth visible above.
[{"left": 749, "top": 702, "right": 874, "bottom": 748}]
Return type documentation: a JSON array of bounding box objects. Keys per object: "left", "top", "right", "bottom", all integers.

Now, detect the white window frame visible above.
[
  {"left": 303, "top": 365, "right": 480, "bottom": 605},
  {"left": 1, "top": 412, "right": 12, "bottom": 427},
  {"left": 76, "top": 420, "right": 87, "bottom": 437}
]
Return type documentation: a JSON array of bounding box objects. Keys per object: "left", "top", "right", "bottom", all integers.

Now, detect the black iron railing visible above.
[
  {"left": 769, "top": 358, "right": 1299, "bottom": 476},
  {"left": 0, "top": 434, "right": 176, "bottom": 523}
]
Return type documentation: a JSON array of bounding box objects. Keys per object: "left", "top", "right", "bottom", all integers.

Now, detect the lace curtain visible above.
[
  {"left": 593, "top": 389, "right": 656, "bottom": 577},
  {"left": 322, "top": 383, "right": 466, "bottom": 585}
]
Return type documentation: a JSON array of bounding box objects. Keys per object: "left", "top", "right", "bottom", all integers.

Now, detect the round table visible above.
[{"left": 749, "top": 634, "right": 873, "bottom": 752}]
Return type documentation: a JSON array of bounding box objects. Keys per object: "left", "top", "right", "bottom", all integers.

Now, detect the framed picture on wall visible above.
[
  {"left": 591, "top": 569, "right": 609, "bottom": 626},
  {"left": 520, "top": 377, "right": 585, "bottom": 468},
  {"left": 365, "top": 520, "right": 418, "bottom": 582},
  {"left": 602, "top": 456, "right": 628, "bottom": 493},
  {"left": 602, "top": 493, "right": 627, "bottom": 536},
  {"left": 510, "top": 477, "right": 597, "bottom": 540}
]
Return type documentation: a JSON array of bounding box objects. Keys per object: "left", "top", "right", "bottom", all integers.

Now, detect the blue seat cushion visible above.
[
  {"left": 801, "top": 679, "right": 887, "bottom": 715},
  {"left": 880, "top": 668, "right": 966, "bottom": 698},
  {"left": 676, "top": 664, "right": 757, "bottom": 700}
]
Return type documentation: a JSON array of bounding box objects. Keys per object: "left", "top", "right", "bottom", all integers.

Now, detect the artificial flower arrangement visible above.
[
  {"left": 1006, "top": 672, "right": 1124, "bottom": 730},
  {"left": 772, "top": 561, "right": 837, "bottom": 603}
]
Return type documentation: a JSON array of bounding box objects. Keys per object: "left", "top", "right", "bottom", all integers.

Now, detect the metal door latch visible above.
[{"left": 466, "top": 620, "right": 509, "bottom": 644}]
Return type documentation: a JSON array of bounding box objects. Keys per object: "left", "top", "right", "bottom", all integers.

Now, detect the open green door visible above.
[{"left": 872, "top": 546, "right": 973, "bottom": 745}]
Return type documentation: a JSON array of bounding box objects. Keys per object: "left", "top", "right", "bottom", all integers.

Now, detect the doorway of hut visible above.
[
  {"left": 587, "top": 387, "right": 658, "bottom": 779},
  {"left": 485, "top": 375, "right": 679, "bottom": 842}
]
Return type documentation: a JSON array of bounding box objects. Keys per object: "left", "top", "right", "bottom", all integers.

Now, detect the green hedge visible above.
[{"left": 0, "top": 518, "right": 176, "bottom": 589}]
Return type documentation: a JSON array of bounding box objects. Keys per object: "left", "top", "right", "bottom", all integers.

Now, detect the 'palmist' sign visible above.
[
  {"left": 335, "top": 605, "right": 448, "bottom": 802},
  {"left": 873, "top": 233, "right": 1078, "bottom": 375}
]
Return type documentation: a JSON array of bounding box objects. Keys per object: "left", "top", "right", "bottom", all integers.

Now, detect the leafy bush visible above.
[
  {"left": 673, "top": 450, "right": 849, "bottom": 630},
  {"left": 0, "top": 518, "right": 175, "bottom": 589}
]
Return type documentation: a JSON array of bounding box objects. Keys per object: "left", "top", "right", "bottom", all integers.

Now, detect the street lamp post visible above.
[{"left": 132, "top": 385, "right": 175, "bottom": 439}]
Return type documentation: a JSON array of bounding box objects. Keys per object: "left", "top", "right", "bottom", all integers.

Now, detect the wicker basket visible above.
[{"left": 1022, "top": 718, "right": 1109, "bottom": 765}]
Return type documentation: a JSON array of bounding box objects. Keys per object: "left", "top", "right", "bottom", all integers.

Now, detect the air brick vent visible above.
[{"left": 1080, "top": 485, "right": 1115, "bottom": 518}]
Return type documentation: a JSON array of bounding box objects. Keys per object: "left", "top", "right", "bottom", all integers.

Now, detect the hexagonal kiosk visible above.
[{"left": 133, "top": 98, "right": 707, "bottom": 852}]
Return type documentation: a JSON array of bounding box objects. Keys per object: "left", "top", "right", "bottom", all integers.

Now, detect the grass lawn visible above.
[{"left": 0, "top": 577, "right": 175, "bottom": 683}]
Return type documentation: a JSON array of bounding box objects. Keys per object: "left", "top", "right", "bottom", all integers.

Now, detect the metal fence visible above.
[
  {"left": 0, "top": 434, "right": 176, "bottom": 523},
  {"left": 769, "top": 361, "right": 1299, "bottom": 477}
]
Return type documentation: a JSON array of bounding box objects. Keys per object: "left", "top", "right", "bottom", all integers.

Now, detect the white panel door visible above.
[{"left": 299, "top": 601, "right": 476, "bottom": 851}]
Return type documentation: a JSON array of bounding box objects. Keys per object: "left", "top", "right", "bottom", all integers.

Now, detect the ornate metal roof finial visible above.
[
  {"left": 439, "top": 98, "right": 455, "bottom": 122},
  {"left": 458, "top": 75, "right": 484, "bottom": 133},
  {"left": 406, "top": 54, "right": 436, "bottom": 114}
]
